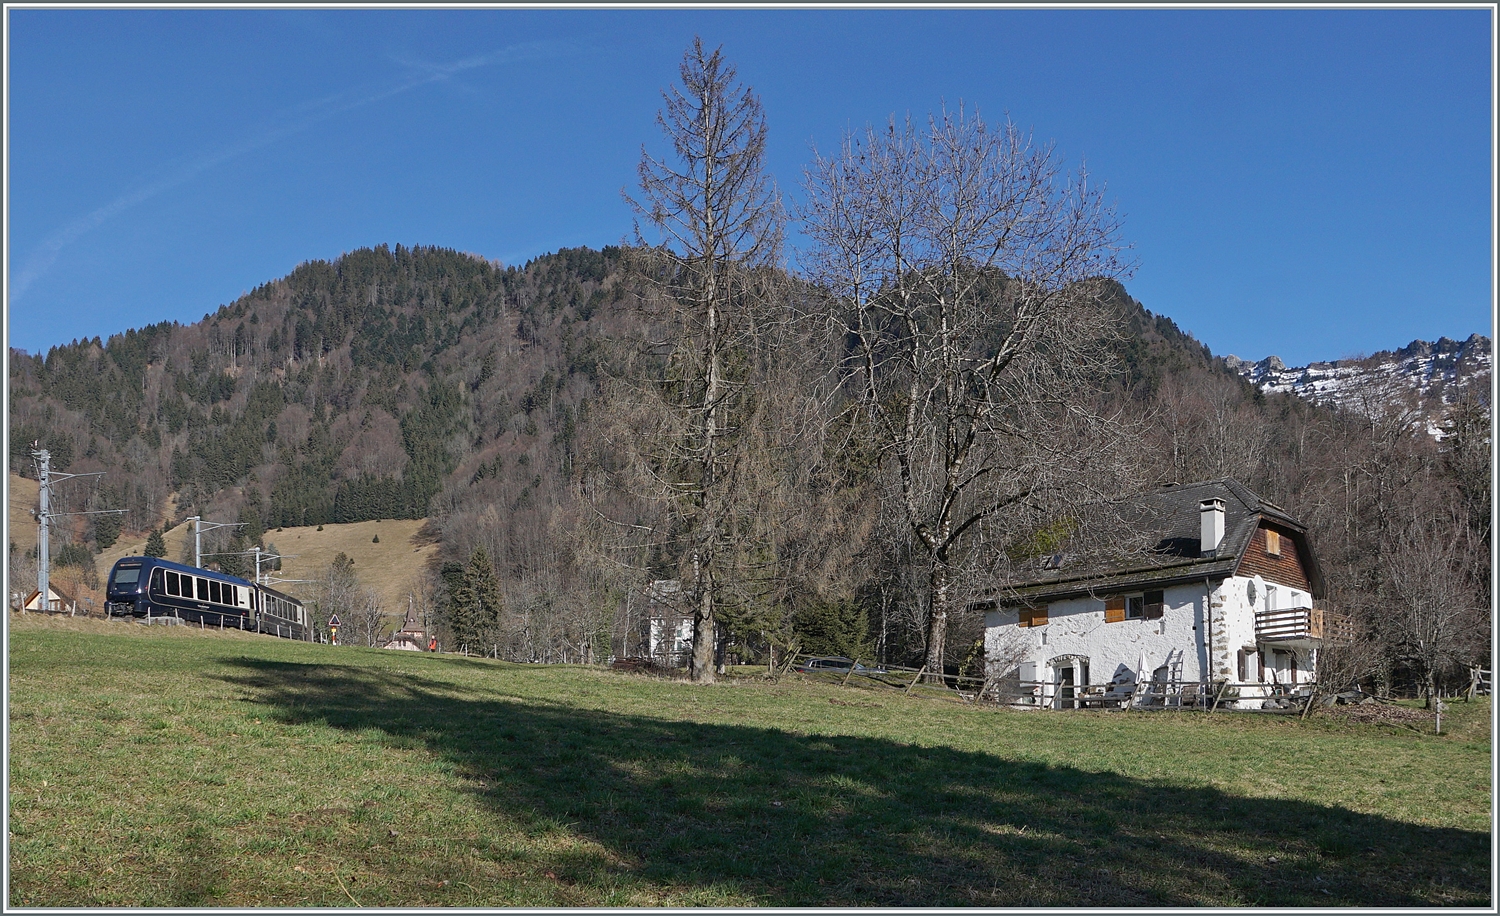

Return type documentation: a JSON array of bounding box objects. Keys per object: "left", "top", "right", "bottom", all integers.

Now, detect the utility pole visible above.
[
  {"left": 30, "top": 446, "right": 117, "bottom": 613},
  {"left": 36, "top": 449, "right": 51, "bottom": 612}
]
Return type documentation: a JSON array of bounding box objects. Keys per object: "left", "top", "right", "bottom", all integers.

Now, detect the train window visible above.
[
  {"left": 112, "top": 566, "right": 141, "bottom": 587},
  {"left": 196, "top": 577, "right": 209, "bottom": 601},
  {"left": 165, "top": 571, "right": 178, "bottom": 596},
  {"left": 151, "top": 569, "right": 164, "bottom": 593},
  {"left": 209, "top": 581, "right": 221, "bottom": 604}
]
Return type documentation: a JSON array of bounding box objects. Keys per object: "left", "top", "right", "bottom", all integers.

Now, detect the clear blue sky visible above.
[{"left": 5, "top": 7, "right": 1494, "bottom": 366}]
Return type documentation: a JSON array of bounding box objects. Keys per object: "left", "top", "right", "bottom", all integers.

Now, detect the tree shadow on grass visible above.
[{"left": 220, "top": 658, "right": 1489, "bottom": 907}]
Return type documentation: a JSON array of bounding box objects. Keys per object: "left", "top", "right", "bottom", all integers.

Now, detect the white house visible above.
[
  {"left": 982, "top": 479, "right": 1349, "bottom": 710},
  {"left": 642, "top": 579, "right": 693, "bottom": 668}
]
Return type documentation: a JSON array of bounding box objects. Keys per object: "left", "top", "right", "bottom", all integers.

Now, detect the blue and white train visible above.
[{"left": 105, "top": 556, "right": 310, "bottom": 641}]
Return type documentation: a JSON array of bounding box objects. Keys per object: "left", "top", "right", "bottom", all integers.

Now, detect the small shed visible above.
[{"left": 22, "top": 584, "right": 78, "bottom": 615}]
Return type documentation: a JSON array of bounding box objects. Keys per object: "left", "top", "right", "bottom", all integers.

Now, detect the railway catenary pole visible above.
[
  {"left": 252, "top": 548, "right": 295, "bottom": 585},
  {"left": 36, "top": 450, "right": 50, "bottom": 612},
  {"left": 30, "top": 447, "right": 116, "bottom": 613},
  {"left": 188, "top": 516, "right": 244, "bottom": 568}
]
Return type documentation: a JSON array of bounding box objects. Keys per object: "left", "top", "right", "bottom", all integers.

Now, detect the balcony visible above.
[{"left": 1255, "top": 606, "right": 1353, "bottom": 645}]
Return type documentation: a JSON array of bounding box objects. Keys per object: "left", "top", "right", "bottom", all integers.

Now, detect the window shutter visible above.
[
  {"left": 1144, "top": 590, "right": 1165, "bottom": 620},
  {"left": 1018, "top": 606, "right": 1048, "bottom": 628},
  {"left": 1104, "top": 595, "right": 1125, "bottom": 623},
  {"left": 1265, "top": 529, "right": 1281, "bottom": 557}
]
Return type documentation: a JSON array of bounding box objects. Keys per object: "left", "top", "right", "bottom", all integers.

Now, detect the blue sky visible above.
[{"left": 5, "top": 7, "right": 1494, "bottom": 366}]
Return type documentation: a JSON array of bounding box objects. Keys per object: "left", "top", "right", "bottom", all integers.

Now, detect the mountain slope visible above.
[{"left": 1225, "top": 334, "right": 1491, "bottom": 432}]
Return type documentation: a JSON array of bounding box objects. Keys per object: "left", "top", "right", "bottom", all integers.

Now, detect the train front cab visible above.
[{"left": 105, "top": 559, "right": 149, "bottom": 616}]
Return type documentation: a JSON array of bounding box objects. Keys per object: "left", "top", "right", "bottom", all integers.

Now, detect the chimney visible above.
[{"left": 1200, "top": 498, "right": 1225, "bottom": 556}]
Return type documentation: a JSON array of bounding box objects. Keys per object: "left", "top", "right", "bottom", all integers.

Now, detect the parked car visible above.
[{"left": 794, "top": 656, "right": 884, "bottom": 675}]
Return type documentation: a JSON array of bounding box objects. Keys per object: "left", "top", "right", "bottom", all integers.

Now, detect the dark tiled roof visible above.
[{"left": 993, "top": 479, "right": 1322, "bottom": 605}]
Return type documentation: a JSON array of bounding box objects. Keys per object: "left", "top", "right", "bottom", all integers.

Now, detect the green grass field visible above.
[{"left": 8, "top": 613, "right": 1492, "bottom": 907}]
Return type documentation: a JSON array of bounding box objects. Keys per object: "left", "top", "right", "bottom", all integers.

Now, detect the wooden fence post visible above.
[
  {"left": 905, "top": 665, "right": 927, "bottom": 695},
  {"left": 839, "top": 659, "right": 861, "bottom": 688},
  {"left": 1208, "top": 679, "right": 1230, "bottom": 714}
]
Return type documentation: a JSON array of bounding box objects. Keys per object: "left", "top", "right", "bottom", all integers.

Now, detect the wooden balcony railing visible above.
[{"left": 1255, "top": 606, "right": 1353, "bottom": 644}]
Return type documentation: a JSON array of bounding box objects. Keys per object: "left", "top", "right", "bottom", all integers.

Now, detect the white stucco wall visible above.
[
  {"left": 985, "top": 582, "right": 1211, "bottom": 689},
  {"left": 1211, "top": 575, "right": 1316, "bottom": 706},
  {"left": 985, "top": 575, "right": 1316, "bottom": 709}
]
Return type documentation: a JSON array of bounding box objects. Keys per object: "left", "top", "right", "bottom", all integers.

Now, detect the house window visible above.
[
  {"left": 1237, "top": 647, "right": 1260, "bottom": 683},
  {"left": 1017, "top": 605, "right": 1048, "bottom": 628},
  {"left": 1265, "top": 529, "right": 1282, "bottom": 557},
  {"left": 1109, "top": 591, "right": 1164, "bottom": 623}
]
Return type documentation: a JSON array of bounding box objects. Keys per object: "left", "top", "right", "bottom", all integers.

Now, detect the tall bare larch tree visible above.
[{"left": 620, "top": 39, "right": 783, "bottom": 683}]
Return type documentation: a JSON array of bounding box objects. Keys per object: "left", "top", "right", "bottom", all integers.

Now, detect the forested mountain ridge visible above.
[
  {"left": 9, "top": 244, "right": 1227, "bottom": 540},
  {"left": 10, "top": 243, "right": 627, "bottom": 534}
]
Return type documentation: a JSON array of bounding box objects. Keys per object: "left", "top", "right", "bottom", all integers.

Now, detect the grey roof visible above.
[{"left": 992, "top": 479, "right": 1324, "bottom": 606}]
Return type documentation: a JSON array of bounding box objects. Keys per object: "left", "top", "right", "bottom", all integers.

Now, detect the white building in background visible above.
[
  {"left": 642, "top": 579, "right": 693, "bottom": 668},
  {"left": 982, "top": 479, "right": 1350, "bottom": 710}
]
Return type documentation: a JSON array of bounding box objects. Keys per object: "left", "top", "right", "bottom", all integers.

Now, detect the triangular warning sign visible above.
[{"left": 328, "top": 614, "right": 342, "bottom": 627}]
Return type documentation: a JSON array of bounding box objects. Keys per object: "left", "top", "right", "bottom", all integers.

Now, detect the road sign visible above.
[{"left": 328, "top": 614, "right": 342, "bottom": 627}]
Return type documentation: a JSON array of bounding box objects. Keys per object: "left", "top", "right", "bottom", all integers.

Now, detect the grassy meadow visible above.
[{"left": 7, "top": 613, "right": 1492, "bottom": 907}]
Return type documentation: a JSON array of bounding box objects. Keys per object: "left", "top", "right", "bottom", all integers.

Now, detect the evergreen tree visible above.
[
  {"left": 144, "top": 528, "right": 167, "bottom": 558},
  {"left": 219, "top": 532, "right": 250, "bottom": 579},
  {"left": 92, "top": 509, "right": 122, "bottom": 550},
  {"left": 792, "top": 598, "right": 871, "bottom": 661},
  {"left": 446, "top": 547, "right": 504, "bottom": 654}
]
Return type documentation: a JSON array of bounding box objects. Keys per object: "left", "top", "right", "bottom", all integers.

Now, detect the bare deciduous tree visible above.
[
  {"left": 802, "top": 108, "right": 1134, "bottom": 678},
  {"left": 346, "top": 587, "right": 389, "bottom": 648},
  {"left": 1378, "top": 512, "right": 1489, "bottom": 706}
]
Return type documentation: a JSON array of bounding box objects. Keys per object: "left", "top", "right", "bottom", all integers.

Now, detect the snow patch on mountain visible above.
[{"left": 1225, "top": 334, "right": 1491, "bottom": 435}]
